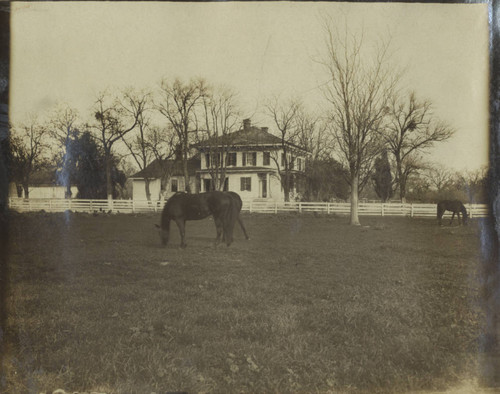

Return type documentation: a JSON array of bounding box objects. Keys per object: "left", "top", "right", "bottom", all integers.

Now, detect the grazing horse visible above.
[
  {"left": 156, "top": 191, "right": 237, "bottom": 248},
  {"left": 224, "top": 191, "right": 250, "bottom": 241},
  {"left": 437, "top": 200, "right": 468, "bottom": 226}
]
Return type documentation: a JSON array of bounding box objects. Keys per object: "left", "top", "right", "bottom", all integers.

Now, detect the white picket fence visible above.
[{"left": 8, "top": 197, "right": 489, "bottom": 218}]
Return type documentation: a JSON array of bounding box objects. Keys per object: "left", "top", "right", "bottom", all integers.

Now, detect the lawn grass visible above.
[{"left": 2, "top": 211, "right": 490, "bottom": 393}]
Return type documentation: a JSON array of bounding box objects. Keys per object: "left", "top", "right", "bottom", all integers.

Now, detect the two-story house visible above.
[{"left": 194, "top": 119, "right": 308, "bottom": 201}]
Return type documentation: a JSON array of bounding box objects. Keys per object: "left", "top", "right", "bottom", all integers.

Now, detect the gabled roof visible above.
[
  {"left": 193, "top": 119, "right": 308, "bottom": 152},
  {"left": 130, "top": 158, "right": 200, "bottom": 179}
]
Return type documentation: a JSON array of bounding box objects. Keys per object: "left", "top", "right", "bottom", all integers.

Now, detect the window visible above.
[
  {"left": 227, "top": 152, "right": 237, "bottom": 166},
  {"left": 281, "top": 153, "right": 286, "bottom": 167},
  {"left": 240, "top": 177, "right": 251, "bottom": 191},
  {"left": 211, "top": 153, "right": 221, "bottom": 167},
  {"left": 171, "top": 179, "right": 178, "bottom": 192},
  {"left": 244, "top": 152, "right": 257, "bottom": 166},
  {"left": 297, "top": 157, "right": 303, "bottom": 171},
  {"left": 263, "top": 152, "right": 270, "bottom": 166},
  {"left": 205, "top": 153, "right": 210, "bottom": 168}
]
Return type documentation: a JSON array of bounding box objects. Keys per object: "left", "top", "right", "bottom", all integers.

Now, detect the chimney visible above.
[
  {"left": 261, "top": 127, "right": 268, "bottom": 133},
  {"left": 243, "top": 118, "right": 251, "bottom": 131}
]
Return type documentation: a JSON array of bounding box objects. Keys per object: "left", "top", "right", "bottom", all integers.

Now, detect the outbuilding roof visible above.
[{"left": 130, "top": 158, "right": 200, "bottom": 179}]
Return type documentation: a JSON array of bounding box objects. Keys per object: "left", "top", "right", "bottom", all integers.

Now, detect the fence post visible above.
[
  {"left": 249, "top": 201, "right": 253, "bottom": 213},
  {"left": 469, "top": 204, "right": 473, "bottom": 219},
  {"left": 90, "top": 200, "right": 93, "bottom": 212},
  {"left": 132, "top": 199, "right": 135, "bottom": 213},
  {"left": 28, "top": 199, "right": 32, "bottom": 212},
  {"left": 299, "top": 202, "right": 302, "bottom": 213},
  {"left": 381, "top": 203, "right": 384, "bottom": 217},
  {"left": 410, "top": 203, "right": 414, "bottom": 218},
  {"left": 327, "top": 203, "right": 331, "bottom": 215},
  {"left": 275, "top": 201, "right": 278, "bottom": 214}
]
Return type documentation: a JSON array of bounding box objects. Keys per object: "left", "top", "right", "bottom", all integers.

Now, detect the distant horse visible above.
[
  {"left": 156, "top": 191, "right": 238, "bottom": 248},
  {"left": 225, "top": 191, "right": 250, "bottom": 241},
  {"left": 437, "top": 200, "right": 468, "bottom": 226}
]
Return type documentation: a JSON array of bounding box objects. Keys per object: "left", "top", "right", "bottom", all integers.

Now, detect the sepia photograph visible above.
[{"left": 1, "top": 1, "right": 497, "bottom": 393}]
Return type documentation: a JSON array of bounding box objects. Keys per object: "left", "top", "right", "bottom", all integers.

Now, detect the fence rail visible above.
[{"left": 8, "top": 198, "right": 489, "bottom": 218}]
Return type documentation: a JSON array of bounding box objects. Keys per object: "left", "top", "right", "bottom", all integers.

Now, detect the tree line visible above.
[{"left": 6, "top": 18, "right": 488, "bottom": 225}]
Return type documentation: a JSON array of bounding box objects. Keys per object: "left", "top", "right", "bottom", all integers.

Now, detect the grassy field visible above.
[{"left": 2, "top": 211, "right": 491, "bottom": 393}]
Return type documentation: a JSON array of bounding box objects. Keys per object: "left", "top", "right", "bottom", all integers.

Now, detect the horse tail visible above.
[
  {"left": 461, "top": 203, "right": 469, "bottom": 223},
  {"left": 437, "top": 202, "right": 444, "bottom": 225},
  {"left": 159, "top": 200, "right": 171, "bottom": 246}
]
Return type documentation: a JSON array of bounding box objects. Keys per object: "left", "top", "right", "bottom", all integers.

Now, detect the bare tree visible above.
[
  {"left": 10, "top": 116, "right": 51, "bottom": 198},
  {"left": 321, "top": 21, "right": 399, "bottom": 224},
  {"left": 49, "top": 105, "right": 80, "bottom": 198},
  {"left": 91, "top": 89, "right": 146, "bottom": 201},
  {"left": 120, "top": 90, "right": 177, "bottom": 200},
  {"left": 198, "top": 85, "right": 240, "bottom": 191},
  {"left": 157, "top": 77, "right": 207, "bottom": 193},
  {"left": 266, "top": 96, "right": 303, "bottom": 202},
  {"left": 424, "top": 163, "right": 454, "bottom": 192},
  {"left": 383, "top": 91, "right": 455, "bottom": 202}
]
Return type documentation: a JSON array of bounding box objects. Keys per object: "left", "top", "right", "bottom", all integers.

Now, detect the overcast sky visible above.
[{"left": 10, "top": 2, "right": 490, "bottom": 172}]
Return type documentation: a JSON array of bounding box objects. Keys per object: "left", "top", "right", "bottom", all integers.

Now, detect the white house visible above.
[
  {"left": 129, "top": 158, "right": 200, "bottom": 200},
  {"left": 194, "top": 119, "right": 308, "bottom": 201},
  {"left": 9, "top": 169, "right": 78, "bottom": 199}
]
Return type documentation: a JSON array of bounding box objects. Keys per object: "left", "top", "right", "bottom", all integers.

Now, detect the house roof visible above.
[
  {"left": 130, "top": 158, "right": 200, "bottom": 179},
  {"left": 193, "top": 119, "right": 308, "bottom": 153}
]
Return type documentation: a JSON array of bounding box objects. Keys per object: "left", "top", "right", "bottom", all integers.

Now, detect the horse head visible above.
[{"left": 155, "top": 223, "right": 169, "bottom": 246}]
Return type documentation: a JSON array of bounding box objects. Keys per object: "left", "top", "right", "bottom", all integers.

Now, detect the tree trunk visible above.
[
  {"left": 23, "top": 183, "right": 29, "bottom": 199},
  {"left": 105, "top": 152, "right": 113, "bottom": 201},
  {"left": 283, "top": 173, "right": 290, "bottom": 202},
  {"left": 183, "top": 149, "right": 191, "bottom": 193},
  {"left": 145, "top": 178, "right": 151, "bottom": 201},
  {"left": 65, "top": 184, "right": 72, "bottom": 199},
  {"left": 350, "top": 173, "right": 360, "bottom": 226},
  {"left": 399, "top": 177, "right": 407, "bottom": 204},
  {"left": 396, "top": 159, "right": 406, "bottom": 203}
]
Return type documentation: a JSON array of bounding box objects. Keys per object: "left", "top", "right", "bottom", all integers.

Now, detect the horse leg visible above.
[
  {"left": 213, "top": 216, "right": 224, "bottom": 246},
  {"left": 175, "top": 218, "right": 187, "bottom": 248},
  {"left": 449, "top": 212, "right": 455, "bottom": 225},
  {"left": 237, "top": 215, "right": 250, "bottom": 240}
]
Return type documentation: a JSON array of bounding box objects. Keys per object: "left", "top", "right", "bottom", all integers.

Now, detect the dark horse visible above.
[
  {"left": 437, "top": 200, "right": 468, "bottom": 226},
  {"left": 156, "top": 191, "right": 239, "bottom": 248}
]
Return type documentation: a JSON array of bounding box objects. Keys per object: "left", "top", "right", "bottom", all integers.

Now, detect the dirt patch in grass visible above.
[{"left": 2, "top": 212, "right": 491, "bottom": 393}]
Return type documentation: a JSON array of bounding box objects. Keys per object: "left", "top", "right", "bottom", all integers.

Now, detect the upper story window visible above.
[
  {"left": 297, "top": 157, "right": 303, "bottom": 171},
  {"left": 227, "top": 152, "right": 237, "bottom": 166},
  {"left": 263, "top": 152, "right": 270, "bottom": 166},
  {"left": 205, "top": 153, "right": 210, "bottom": 168},
  {"left": 242, "top": 152, "right": 257, "bottom": 166}
]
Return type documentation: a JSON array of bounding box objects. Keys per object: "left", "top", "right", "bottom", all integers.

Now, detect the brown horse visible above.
[
  {"left": 156, "top": 191, "right": 238, "bottom": 248},
  {"left": 437, "top": 200, "right": 468, "bottom": 226}
]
